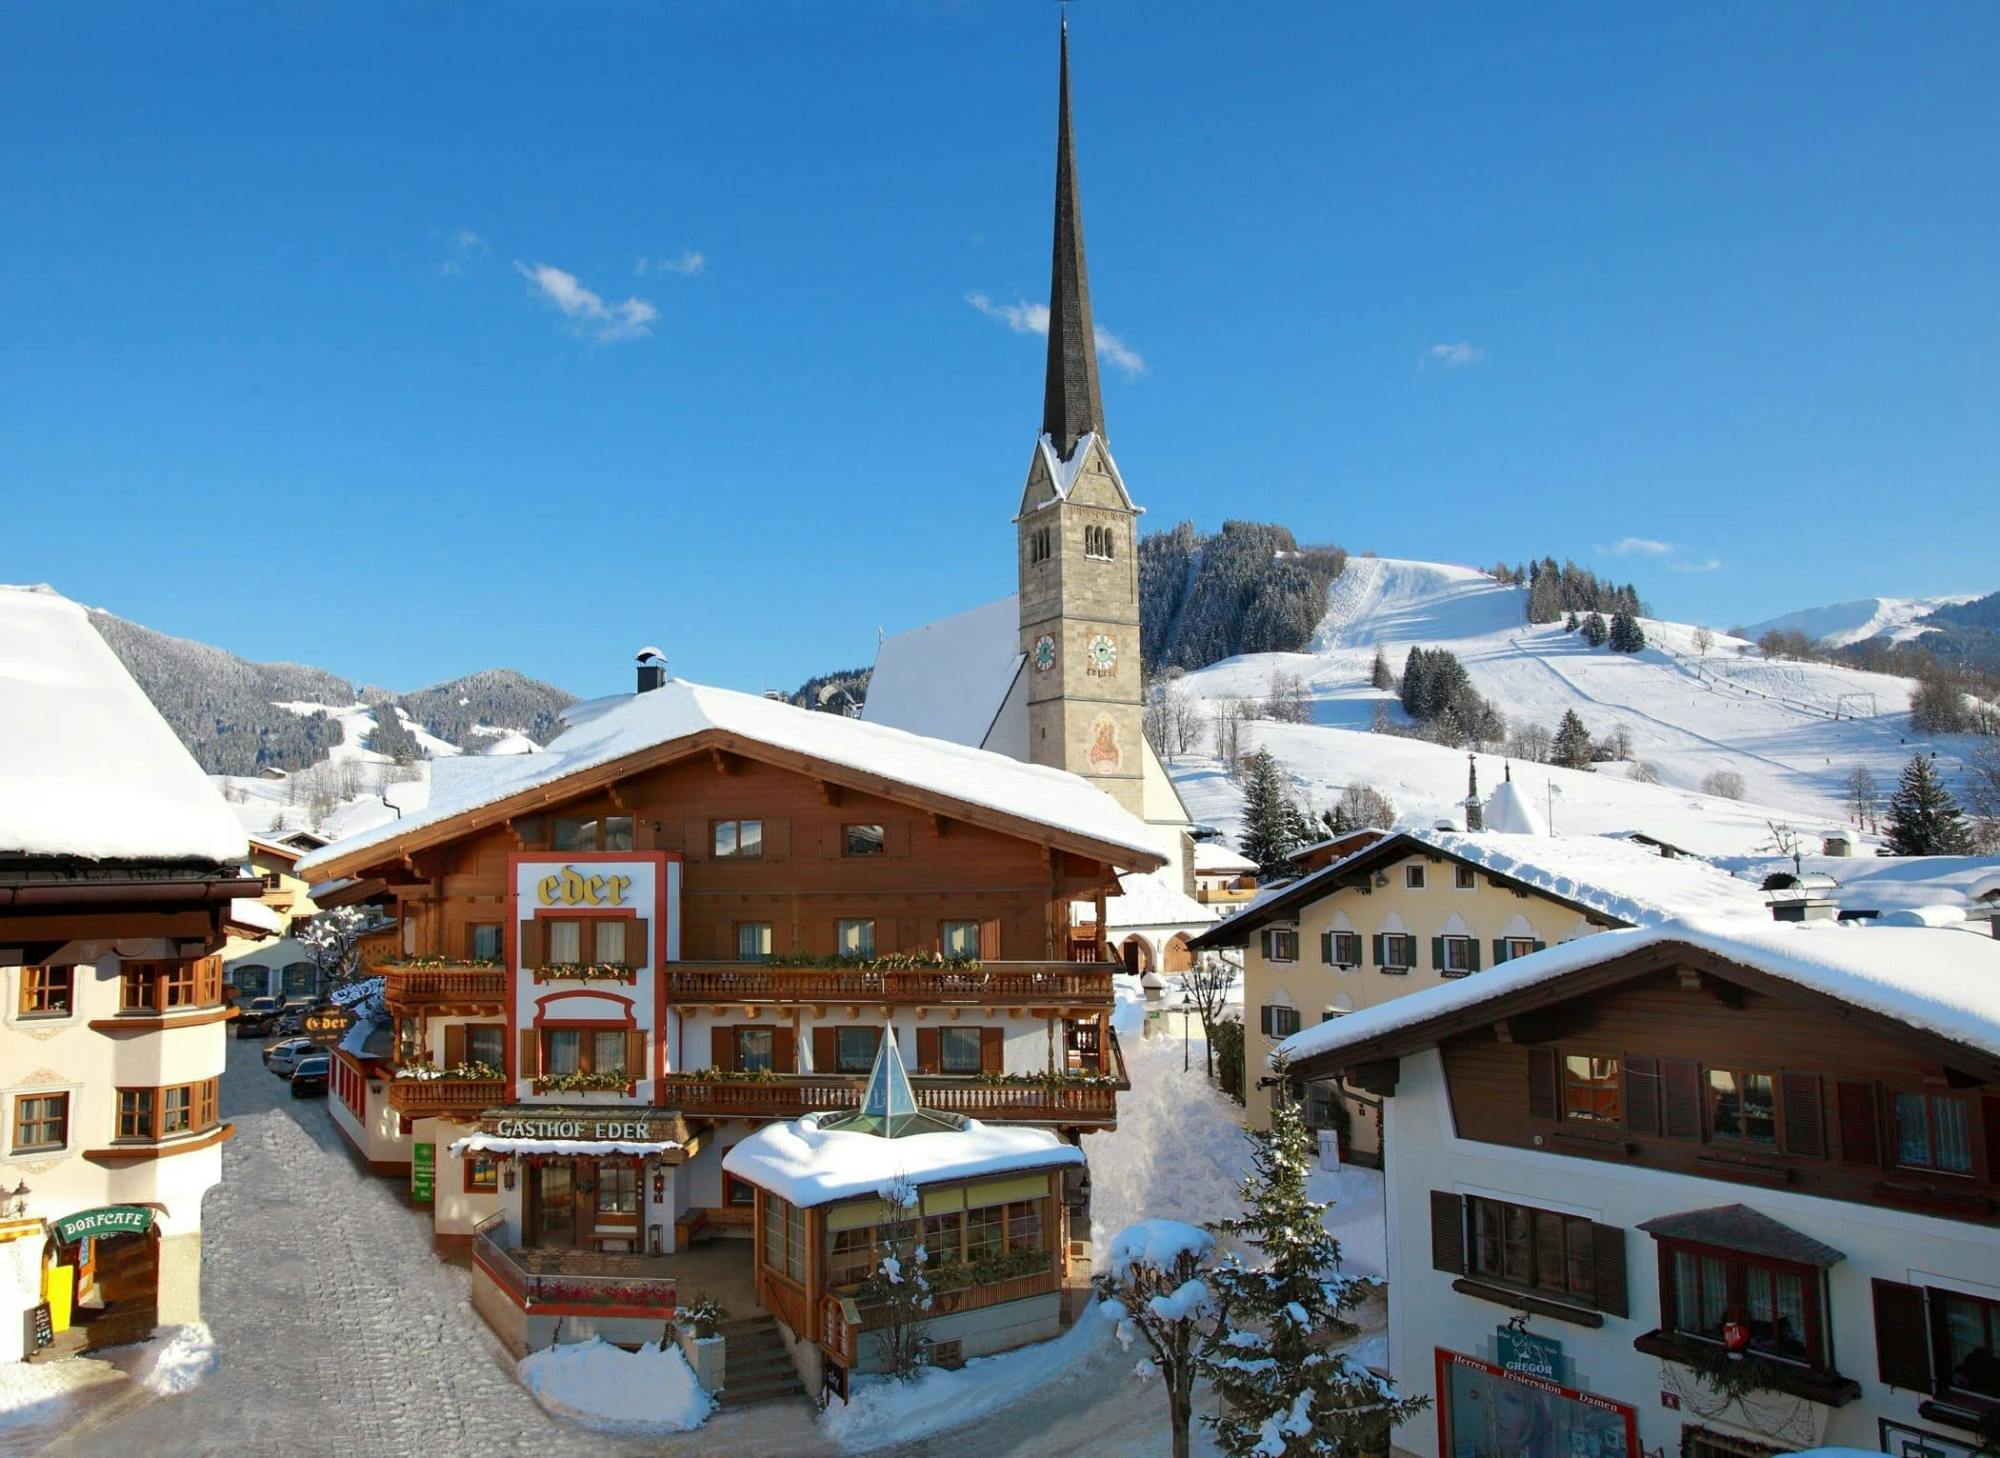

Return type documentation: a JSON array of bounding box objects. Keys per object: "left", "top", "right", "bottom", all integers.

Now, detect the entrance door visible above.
[
  {"left": 75, "top": 1231, "right": 159, "bottom": 1351},
  {"left": 533, "top": 1165, "right": 576, "bottom": 1248}
]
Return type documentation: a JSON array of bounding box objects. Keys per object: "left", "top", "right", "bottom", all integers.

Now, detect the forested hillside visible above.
[
  {"left": 1139, "top": 520, "right": 1347, "bottom": 673},
  {"left": 391, "top": 670, "right": 572, "bottom": 749}
]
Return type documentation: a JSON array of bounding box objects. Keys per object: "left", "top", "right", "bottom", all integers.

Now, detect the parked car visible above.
[
  {"left": 272, "top": 1010, "right": 305, "bottom": 1036},
  {"left": 264, "top": 1038, "right": 318, "bottom": 1076},
  {"left": 235, "top": 996, "right": 283, "bottom": 1037},
  {"left": 290, "top": 1056, "right": 330, "bottom": 1098}
]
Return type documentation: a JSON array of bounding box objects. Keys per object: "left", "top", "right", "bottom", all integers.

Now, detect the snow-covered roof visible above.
[
  {"left": 862, "top": 596, "right": 1022, "bottom": 750},
  {"left": 451, "top": 1132, "right": 682, "bottom": 1160},
  {"left": 1021, "top": 432, "right": 1136, "bottom": 514},
  {"left": 722, "top": 1111, "right": 1084, "bottom": 1208},
  {"left": 1276, "top": 917, "right": 2000, "bottom": 1068},
  {"left": 1103, "top": 863, "right": 1218, "bottom": 931},
  {"left": 300, "top": 677, "right": 1166, "bottom": 876},
  {"left": 1715, "top": 853, "right": 2000, "bottom": 917},
  {"left": 228, "top": 898, "right": 284, "bottom": 935},
  {"left": 1193, "top": 842, "right": 1257, "bottom": 876},
  {"left": 1483, "top": 779, "right": 1547, "bottom": 836},
  {"left": 0, "top": 585, "right": 247, "bottom": 864}
]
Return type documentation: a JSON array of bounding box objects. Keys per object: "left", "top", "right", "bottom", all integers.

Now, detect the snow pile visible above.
[
  {"left": 301, "top": 676, "right": 1165, "bottom": 877},
  {"left": 1278, "top": 917, "right": 2000, "bottom": 1067},
  {"left": 0, "top": 585, "right": 247, "bottom": 862},
  {"left": 124, "top": 1323, "right": 218, "bottom": 1396},
  {"left": 1107, "top": 1220, "right": 1215, "bottom": 1280},
  {"left": 516, "top": 1337, "right": 712, "bottom": 1434},
  {"left": 1483, "top": 780, "right": 1547, "bottom": 836},
  {"left": 0, "top": 1351, "right": 118, "bottom": 1432},
  {"left": 723, "top": 1113, "right": 1083, "bottom": 1207},
  {"left": 820, "top": 1305, "right": 1109, "bottom": 1451}
]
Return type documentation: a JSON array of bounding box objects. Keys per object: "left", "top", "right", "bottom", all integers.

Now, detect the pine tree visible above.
[
  {"left": 1883, "top": 754, "right": 1976, "bottom": 855},
  {"left": 1564, "top": 610, "right": 1579, "bottom": 632},
  {"left": 1581, "top": 612, "right": 1608, "bottom": 647},
  {"left": 1369, "top": 645, "right": 1393, "bottom": 691},
  {"left": 1202, "top": 1076, "right": 1428, "bottom": 1457},
  {"left": 1551, "top": 710, "right": 1594, "bottom": 770},
  {"left": 1608, "top": 612, "right": 1646, "bottom": 653},
  {"left": 1240, "top": 750, "right": 1300, "bottom": 877}
]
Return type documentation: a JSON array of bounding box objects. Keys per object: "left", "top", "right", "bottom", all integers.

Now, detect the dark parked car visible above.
[
  {"left": 290, "top": 1056, "right": 330, "bottom": 1098},
  {"left": 235, "top": 996, "right": 283, "bottom": 1037}
]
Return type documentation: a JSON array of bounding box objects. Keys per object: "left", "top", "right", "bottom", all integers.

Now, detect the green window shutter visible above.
[
  {"left": 1533, "top": 940, "right": 1547, "bottom": 953},
  {"left": 1320, "top": 931, "right": 1334, "bottom": 965},
  {"left": 1372, "top": 933, "right": 1386, "bottom": 966},
  {"left": 1467, "top": 939, "right": 1482, "bottom": 972},
  {"left": 1430, "top": 936, "right": 1445, "bottom": 971},
  {"left": 1492, "top": 938, "right": 1508, "bottom": 964}
]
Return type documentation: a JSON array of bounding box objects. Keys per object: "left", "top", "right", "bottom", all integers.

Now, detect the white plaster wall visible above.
[{"left": 1381, "top": 1048, "right": 2000, "bottom": 1458}]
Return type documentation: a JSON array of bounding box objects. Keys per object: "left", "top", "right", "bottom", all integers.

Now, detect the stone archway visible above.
[
  {"left": 1161, "top": 933, "right": 1193, "bottom": 974},
  {"left": 1120, "top": 935, "right": 1154, "bottom": 975}
]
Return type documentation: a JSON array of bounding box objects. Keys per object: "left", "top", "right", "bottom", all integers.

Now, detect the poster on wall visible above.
[
  {"left": 411, "top": 1142, "right": 435, "bottom": 1203},
  {"left": 1438, "top": 1349, "right": 1635, "bottom": 1458}
]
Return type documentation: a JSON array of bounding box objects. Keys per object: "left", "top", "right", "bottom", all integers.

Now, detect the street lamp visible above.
[
  {"left": 5, "top": 1180, "right": 29, "bottom": 1218},
  {"left": 1179, "top": 992, "right": 1194, "bottom": 1073}
]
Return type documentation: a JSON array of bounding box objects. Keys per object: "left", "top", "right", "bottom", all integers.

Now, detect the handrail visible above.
[
  {"left": 472, "top": 1223, "right": 677, "bottom": 1311},
  {"left": 664, "top": 962, "right": 1114, "bottom": 1005},
  {"left": 387, "top": 1077, "right": 509, "bottom": 1112},
  {"left": 662, "top": 1073, "right": 1119, "bottom": 1122}
]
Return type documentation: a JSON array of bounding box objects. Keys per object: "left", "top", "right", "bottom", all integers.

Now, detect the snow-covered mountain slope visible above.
[
  {"left": 1742, "top": 594, "right": 1980, "bottom": 648},
  {"left": 1167, "top": 557, "right": 1986, "bottom": 846}
]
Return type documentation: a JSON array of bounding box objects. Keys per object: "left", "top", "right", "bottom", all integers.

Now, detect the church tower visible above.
[{"left": 1017, "top": 18, "right": 1146, "bottom": 817}]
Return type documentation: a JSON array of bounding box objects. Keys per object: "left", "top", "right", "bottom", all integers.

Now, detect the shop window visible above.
[
  {"left": 1322, "top": 931, "right": 1362, "bottom": 968},
  {"left": 714, "top": 820, "right": 764, "bottom": 859},
  {"left": 1708, "top": 1069, "right": 1777, "bottom": 1145},
  {"left": 836, "top": 919, "right": 877, "bottom": 960},
  {"left": 964, "top": 1203, "right": 1005, "bottom": 1262},
  {"left": 1892, "top": 1091, "right": 1973, "bottom": 1174},
  {"left": 1006, "top": 1200, "right": 1043, "bottom": 1251},
  {"left": 923, "top": 1211, "right": 962, "bottom": 1267},
  {"left": 1562, "top": 1055, "right": 1622, "bottom": 1125},
  {"left": 736, "top": 1027, "right": 775, "bottom": 1073},
  {"left": 1469, "top": 1196, "right": 1597, "bottom": 1303},
  {"left": 469, "top": 924, "right": 502, "bottom": 961},
  {"left": 1405, "top": 864, "right": 1427, "bottom": 890},
  {"left": 1439, "top": 935, "right": 1476, "bottom": 978},
  {"left": 1454, "top": 865, "right": 1477, "bottom": 890},
  {"left": 466, "top": 1154, "right": 499, "bottom": 1193},
  {"left": 1438, "top": 1352, "right": 1636, "bottom": 1458},
  {"left": 593, "top": 919, "right": 628, "bottom": 966},
  {"left": 1259, "top": 1005, "right": 1301, "bottom": 1038},
  {"left": 1663, "top": 1241, "right": 1824, "bottom": 1366},
  {"left": 835, "top": 1027, "right": 878, "bottom": 1074},
  {"left": 19, "top": 966, "right": 74, "bottom": 1017},
  {"left": 545, "top": 920, "right": 584, "bottom": 965},
  {"left": 940, "top": 1027, "right": 982, "bottom": 1075},
  {"left": 597, "top": 1165, "right": 638, "bottom": 1218},
  {"left": 1261, "top": 928, "right": 1299, "bottom": 963},
  {"left": 941, "top": 920, "right": 980, "bottom": 959},
  {"left": 828, "top": 1226, "right": 874, "bottom": 1288},
  {"left": 737, "top": 922, "right": 774, "bottom": 961},
  {"left": 762, "top": 1195, "right": 805, "bottom": 1283},
  {"left": 465, "top": 1025, "right": 505, "bottom": 1069},
  {"left": 13, "top": 1092, "right": 69, "bottom": 1152},
  {"left": 844, "top": 824, "right": 886, "bottom": 857}
]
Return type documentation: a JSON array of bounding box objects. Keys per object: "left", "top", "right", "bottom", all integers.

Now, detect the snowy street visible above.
[{"left": 32, "top": 1026, "right": 1380, "bottom": 1457}]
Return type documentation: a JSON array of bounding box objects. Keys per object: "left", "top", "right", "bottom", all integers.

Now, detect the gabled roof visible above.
[
  {"left": 1275, "top": 918, "right": 2000, "bottom": 1081},
  {"left": 1192, "top": 828, "right": 1765, "bottom": 950},
  {"left": 298, "top": 677, "right": 1166, "bottom": 880}
]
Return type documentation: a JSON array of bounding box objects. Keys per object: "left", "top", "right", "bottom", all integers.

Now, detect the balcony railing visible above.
[
  {"left": 472, "top": 1215, "right": 678, "bottom": 1317},
  {"left": 664, "top": 961, "right": 1114, "bottom": 1007},
  {"left": 386, "top": 1077, "right": 509, "bottom": 1116},
  {"left": 663, "top": 1073, "right": 1119, "bottom": 1125},
  {"left": 376, "top": 964, "right": 509, "bottom": 1007}
]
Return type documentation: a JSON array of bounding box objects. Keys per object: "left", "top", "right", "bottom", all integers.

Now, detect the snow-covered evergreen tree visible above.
[
  {"left": 1564, "top": 610, "right": 1579, "bottom": 632},
  {"left": 1581, "top": 611, "right": 1609, "bottom": 647},
  {"left": 1369, "top": 646, "right": 1393, "bottom": 691},
  {"left": 1884, "top": 754, "right": 1976, "bottom": 856},
  {"left": 1202, "top": 1075, "right": 1428, "bottom": 1457},
  {"left": 1240, "top": 750, "right": 1301, "bottom": 877},
  {"left": 1608, "top": 612, "right": 1646, "bottom": 653},
  {"left": 1550, "top": 710, "right": 1594, "bottom": 770}
]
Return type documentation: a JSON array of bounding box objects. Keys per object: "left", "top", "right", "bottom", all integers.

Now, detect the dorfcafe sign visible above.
[{"left": 53, "top": 1206, "right": 155, "bottom": 1245}]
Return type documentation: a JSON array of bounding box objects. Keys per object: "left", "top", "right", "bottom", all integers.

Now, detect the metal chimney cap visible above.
[{"left": 635, "top": 645, "right": 666, "bottom": 663}]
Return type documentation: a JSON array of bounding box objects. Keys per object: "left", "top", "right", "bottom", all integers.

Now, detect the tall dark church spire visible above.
[{"left": 1041, "top": 18, "right": 1105, "bottom": 460}]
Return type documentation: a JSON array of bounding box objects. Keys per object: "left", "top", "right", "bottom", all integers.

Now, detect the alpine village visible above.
[{"left": 5, "top": 9, "right": 2000, "bottom": 1458}]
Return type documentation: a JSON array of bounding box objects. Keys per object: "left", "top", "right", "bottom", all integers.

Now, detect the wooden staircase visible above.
[{"left": 715, "top": 1314, "right": 808, "bottom": 1408}]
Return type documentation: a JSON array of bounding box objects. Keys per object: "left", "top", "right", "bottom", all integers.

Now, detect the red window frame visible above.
[{"left": 1655, "top": 1236, "right": 1829, "bottom": 1369}]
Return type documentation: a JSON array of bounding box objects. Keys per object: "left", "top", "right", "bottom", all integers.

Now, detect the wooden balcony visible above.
[
  {"left": 664, "top": 961, "right": 1113, "bottom": 1009},
  {"left": 376, "top": 963, "right": 508, "bottom": 1012},
  {"left": 663, "top": 1073, "right": 1120, "bottom": 1127},
  {"left": 386, "top": 1077, "right": 509, "bottom": 1117}
]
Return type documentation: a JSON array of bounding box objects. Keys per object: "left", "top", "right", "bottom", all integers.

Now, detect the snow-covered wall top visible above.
[
  {"left": 0, "top": 585, "right": 248, "bottom": 863},
  {"left": 300, "top": 677, "right": 1165, "bottom": 875},
  {"left": 1277, "top": 917, "right": 2000, "bottom": 1067}
]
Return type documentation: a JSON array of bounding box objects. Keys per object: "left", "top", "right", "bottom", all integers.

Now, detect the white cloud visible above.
[
  {"left": 965, "top": 291, "right": 1146, "bottom": 376},
  {"left": 439, "top": 228, "right": 487, "bottom": 278},
  {"left": 636, "top": 249, "right": 705, "bottom": 278},
  {"left": 514, "top": 261, "right": 658, "bottom": 344},
  {"left": 1602, "top": 537, "right": 1676, "bottom": 558},
  {"left": 1666, "top": 557, "right": 1725, "bottom": 574},
  {"left": 1421, "top": 341, "right": 1484, "bottom": 369}
]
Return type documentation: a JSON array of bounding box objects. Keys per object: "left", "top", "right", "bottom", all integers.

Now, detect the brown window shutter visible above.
[
  {"left": 1526, "top": 1048, "right": 1558, "bottom": 1121},
  {"left": 821, "top": 825, "right": 843, "bottom": 859},
  {"left": 626, "top": 916, "right": 648, "bottom": 967},
  {"left": 1662, "top": 1059, "right": 1702, "bottom": 1139},
  {"left": 625, "top": 1029, "right": 647, "bottom": 1078},
  {"left": 1871, "top": 1279, "right": 1934, "bottom": 1391},
  {"left": 772, "top": 1025, "right": 796, "bottom": 1074},
  {"left": 1781, "top": 1071, "right": 1825, "bottom": 1157},
  {"left": 763, "top": 819, "right": 791, "bottom": 861},
  {"left": 980, "top": 1027, "right": 1004, "bottom": 1074},
  {"left": 518, "top": 918, "right": 543, "bottom": 969},
  {"left": 682, "top": 819, "right": 708, "bottom": 859},
  {"left": 1590, "top": 1225, "right": 1628, "bottom": 1317},
  {"left": 711, "top": 1026, "right": 735, "bottom": 1073},
  {"left": 1838, "top": 1080, "right": 1883, "bottom": 1165},
  {"left": 1429, "top": 1191, "right": 1466, "bottom": 1274},
  {"left": 813, "top": 1028, "right": 835, "bottom": 1071},
  {"left": 887, "top": 820, "right": 911, "bottom": 857},
  {"left": 1623, "top": 1055, "right": 1663, "bottom": 1137},
  {"left": 518, "top": 1027, "right": 539, "bottom": 1077},
  {"left": 444, "top": 1024, "right": 466, "bottom": 1067},
  {"left": 979, "top": 919, "right": 1000, "bottom": 961},
  {"left": 916, "top": 1027, "right": 941, "bottom": 1073}
]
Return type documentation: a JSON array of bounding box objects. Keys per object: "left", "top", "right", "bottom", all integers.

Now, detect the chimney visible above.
[
  {"left": 635, "top": 646, "right": 667, "bottom": 694},
  {"left": 1464, "top": 754, "right": 1484, "bottom": 833},
  {"left": 1765, "top": 872, "right": 1839, "bottom": 923}
]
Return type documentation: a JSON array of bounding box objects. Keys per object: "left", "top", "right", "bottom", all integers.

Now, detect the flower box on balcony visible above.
[
  {"left": 531, "top": 1072, "right": 638, "bottom": 1096},
  {"left": 530, "top": 963, "right": 638, "bottom": 985}
]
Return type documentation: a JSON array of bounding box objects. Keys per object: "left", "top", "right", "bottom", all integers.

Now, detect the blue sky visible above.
[{"left": 5, "top": 2, "right": 1997, "bottom": 699}]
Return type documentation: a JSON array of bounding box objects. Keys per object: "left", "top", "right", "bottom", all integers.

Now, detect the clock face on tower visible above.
[
  {"left": 1086, "top": 634, "right": 1117, "bottom": 677},
  {"left": 1032, "top": 634, "right": 1056, "bottom": 673}
]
